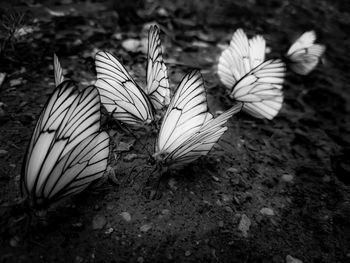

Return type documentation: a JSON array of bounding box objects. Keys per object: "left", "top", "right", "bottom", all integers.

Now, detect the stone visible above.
[
  {"left": 120, "top": 212, "right": 131, "bottom": 222},
  {"left": 260, "top": 207, "right": 275, "bottom": 216},
  {"left": 238, "top": 214, "right": 251, "bottom": 237},
  {"left": 282, "top": 174, "right": 294, "bottom": 183},
  {"left": 140, "top": 223, "right": 152, "bottom": 232},
  {"left": 92, "top": 214, "right": 107, "bottom": 230}
]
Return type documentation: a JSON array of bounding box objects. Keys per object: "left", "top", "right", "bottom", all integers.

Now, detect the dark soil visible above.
[{"left": 1, "top": 0, "right": 350, "bottom": 262}]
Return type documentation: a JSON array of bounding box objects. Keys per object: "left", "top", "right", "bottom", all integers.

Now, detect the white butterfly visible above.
[
  {"left": 53, "top": 53, "right": 64, "bottom": 87},
  {"left": 286, "top": 30, "right": 326, "bottom": 75},
  {"left": 153, "top": 70, "right": 242, "bottom": 169},
  {"left": 218, "top": 28, "right": 286, "bottom": 120},
  {"left": 21, "top": 81, "right": 110, "bottom": 208},
  {"left": 95, "top": 25, "right": 170, "bottom": 126}
]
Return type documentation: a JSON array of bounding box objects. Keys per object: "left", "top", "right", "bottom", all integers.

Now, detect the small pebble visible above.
[
  {"left": 120, "top": 212, "right": 131, "bottom": 222},
  {"left": 211, "top": 175, "right": 220, "bottom": 182},
  {"left": 92, "top": 214, "right": 107, "bottom": 230},
  {"left": 140, "top": 223, "right": 152, "bottom": 232},
  {"left": 104, "top": 227, "right": 114, "bottom": 235},
  {"left": 216, "top": 199, "right": 223, "bottom": 206},
  {"left": 238, "top": 214, "right": 251, "bottom": 237},
  {"left": 75, "top": 256, "right": 83, "bottom": 263},
  {"left": 157, "top": 7, "right": 168, "bottom": 17},
  {"left": 168, "top": 178, "right": 177, "bottom": 190},
  {"left": 113, "top": 32, "right": 122, "bottom": 40},
  {"left": 9, "top": 236, "right": 20, "bottom": 247},
  {"left": 122, "top": 39, "right": 141, "bottom": 53},
  {"left": 323, "top": 175, "right": 331, "bottom": 183},
  {"left": 106, "top": 203, "right": 114, "bottom": 210},
  {"left": 224, "top": 206, "right": 233, "bottom": 213},
  {"left": 0, "top": 149, "right": 8, "bottom": 156},
  {"left": 222, "top": 194, "right": 233, "bottom": 202},
  {"left": 161, "top": 209, "right": 170, "bottom": 215},
  {"left": 0, "top": 72, "right": 6, "bottom": 87},
  {"left": 286, "top": 255, "right": 303, "bottom": 263},
  {"left": 71, "top": 222, "right": 84, "bottom": 230},
  {"left": 123, "top": 153, "right": 138, "bottom": 162},
  {"left": 260, "top": 207, "right": 275, "bottom": 216},
  {"left": 9, "top": 78, "right": 22, "bottom": 87},
  {"left": 282, "top": 174, "right": 294, "bottom": 183}
]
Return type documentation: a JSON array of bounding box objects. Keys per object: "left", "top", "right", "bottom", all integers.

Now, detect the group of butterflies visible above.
[{"left": 20, "top": 25, "right": 325, "bottom": 209}]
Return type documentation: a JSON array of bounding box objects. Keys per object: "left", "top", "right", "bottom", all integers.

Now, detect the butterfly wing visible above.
[
  {"left": 146, "top": 25, "right": 170, "bottom": 109},
  {"left": 165, "top": 104, "right": 242, "bottom": 168},
  {"left": 231, "top": 59, "right": 286, "bottom": 120},
  {"left": 287, "top": 31, "right": 316, "bottom": 57},
  {"left": 287, "top": 31, "right": 325, "bottom": 75},
  {"left": 95, "top": 51, "right": 154, "bottom": 126},
  {"left": 217, "top": 46, "right": 246, "bottom": 89},
  {"left": 54, "top": 53, "right": 64, "bottom": 87},
  {"left": 249, "top": 35, "right": 266, "bottom": 68},
  {"left": 40, "top": 131, "right": 109, "bottom": 205},
  {"left": 229, "top": 28, "right": 251, "bottom": 73},
  {"left": 289, "top": 44, "right": 326, "bottom": 75},
  {"left": 21, "top": 81, "right": 103, "bottom": 207},
  {"left": 155, "top": 70, "right": 208, "bottom": 156},
  {"left": 218, "top": 29, "right": 266, "bottom": 89}
]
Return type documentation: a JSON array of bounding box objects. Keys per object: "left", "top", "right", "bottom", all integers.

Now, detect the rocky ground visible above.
[{"left": 0, "top": 0, "right": 350, "bottom": 262}]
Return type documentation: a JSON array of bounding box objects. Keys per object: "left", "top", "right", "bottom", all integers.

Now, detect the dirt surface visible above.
[{"left": 1, "top": 0, "right": 350, "bottom": 262}]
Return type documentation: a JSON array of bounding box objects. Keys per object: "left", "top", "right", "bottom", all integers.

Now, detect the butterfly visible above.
[
  {"left": 21, "top": 81, "right": 110, "bottom": 209},
  {"left": 286, "top": 30, "right": 326, "bottom": 75},
  {"left": 95, "top": 25, "right": 170, "bottom": 126},
  {"left": 54, "top": 53, "right": 64, "bottom": 87},
  {"left": 218, "top": 28, "right": 286, "bottom": 120},
  {"left": 152, "top": 70, "right": 242, "bottom": 169}
]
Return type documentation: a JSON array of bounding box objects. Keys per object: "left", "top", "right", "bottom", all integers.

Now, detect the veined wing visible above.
[
  {"left": 231, "top": 59, "right": 286, "bottom": 119},
  {"left": 287, "top": 31, "right": 325, "bottom": 75},
  {"left": 218, "top": 46, "right": 246, "bottom": 89},
  {"left": 146, "top": 25, "right": 170, "bottom": 109},
  {"left": 38, "top": 132, "right": 109, "bottom": 206},
  {"left": 236, "top": 84, "right": 283, "bottom": 120},
  {"left": 95, "top": 51, "right": 154, "bottom": 126},
  {"left": 218, "top": 29, "right": 266, "bottom": 89},
  {"left": 289, "top": 43, "right": 326, "bottom": 75},
  {"left": 164, "top": 104, "right": 242, "bottom": 168},
  {"left": 229, "top": 28, "right": 251, "bottom": 73},
  {"left": 287, "top": 30, "right": 317, "bottom": 57},
  {"left": 21, "top": 82, "right": 102, "bottom": 205},
  {"left": 156, "top": 70, "right": 208, "bottom": 155},
  {"left": 54, "top": 53, "right": 65, "bottom": 87},
  {"left": 249, "top": 35, "right": 266, "bottom": 68},
  {"left": 231, "top": 59, "right": 286, "bottom": 96}
]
